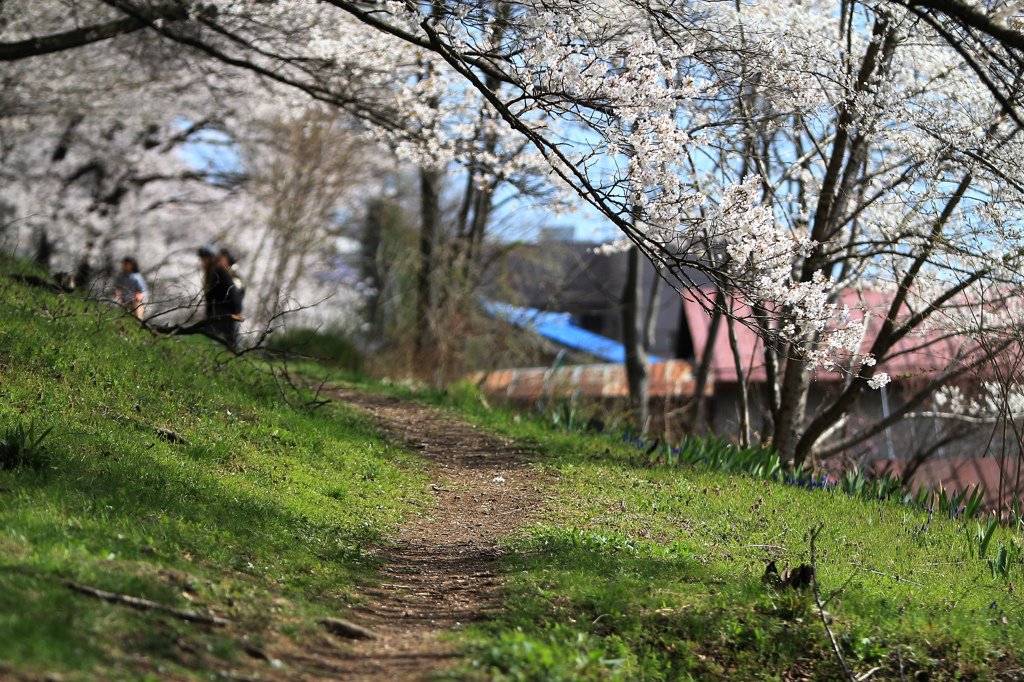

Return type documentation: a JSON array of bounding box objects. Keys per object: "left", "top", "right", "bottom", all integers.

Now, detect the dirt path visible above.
[{"left": 276, "top": 388, "right": 543, "bottom": 681}]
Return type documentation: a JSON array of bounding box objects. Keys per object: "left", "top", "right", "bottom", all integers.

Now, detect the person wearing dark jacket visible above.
[
  {"left": 198, "top": 246, "right": 241, "bottom": 347},
  {"left": 217, "top": 249, "right": 244, "bottom": 315}
]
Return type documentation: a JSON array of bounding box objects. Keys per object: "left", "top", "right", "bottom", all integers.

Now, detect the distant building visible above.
[
  {"left": 537, "top": 226, "right": 575, "bottom": 243},
  {"left": 481, "top": 246, "right": 1018, "bottom": 506},
  {"left": 481, "top": 241, "right": 705, "bottom": 362}
]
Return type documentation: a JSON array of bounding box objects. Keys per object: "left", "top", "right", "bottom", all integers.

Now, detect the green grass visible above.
[
  {"left": 6, "top": 249, "right": 1024, "bottom": 681},
  {"left": 0, "top": 255, "right": 431, "bottom": 678},
  {"left": 267, "top": 326, "right": 363, "bottom": 372},
  {"left": 345, "top": 378, "right": 1024, "bottom": 681}
]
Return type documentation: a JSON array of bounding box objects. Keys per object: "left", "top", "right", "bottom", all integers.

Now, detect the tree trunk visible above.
[
  {"left": 622, "top": 245, "right": 649, "bottom": 431},
  {"left": 772, "top": 345, "right": 813, "bottom": 466},
  {"left": 726, "top": 305, "right": 751, "bottom": 448},
  {"left": 690, "top": 288, "right": 726, "bottom": 434},
  {"left": 643, "top": 269, "right": 662, "bottom": 353},
  {"left": 770, "top": 16, "right": 895, "bottom": 467},
  {"left": 415, "top": 167, "right": 441, "bottom": 355},
  {"left": 34, "top": 229, "right": 53, "bottom": 270},
  {"left": 753, "top": 301, "right": 781, "bottom": 443},
  {"left": 361, "top": 200, "right": 386, "bottom": 338}
]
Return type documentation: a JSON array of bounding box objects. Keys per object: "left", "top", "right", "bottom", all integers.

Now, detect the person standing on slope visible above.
[
  {"left": 217, "top": 248, "right": 245, "bottom": 314},
  {"left": 218, "top": 248, "right": 245, "bottom": 346},
  {"left": 113, "top": 256, "right": 147, "bottom": 320},
  {"left": 198, "top": 245, "right": 241, "bottom": 348}
]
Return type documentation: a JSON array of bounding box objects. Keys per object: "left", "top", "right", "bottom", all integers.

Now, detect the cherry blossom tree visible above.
[
  {"left": 312, "top": 0, "right": 1024, "bottom": 465},
  {"left": 5, "top": 0, "right": 1024, "bottom": 462},
  {"left": 651, "top": 0, "right": 1024, "bottom": 465},
  {"left": 0, "top": 10, "right": 373, "bottom": 337},
  {"left": 0, "top": 13, "right": 240, "bottom": 296}
]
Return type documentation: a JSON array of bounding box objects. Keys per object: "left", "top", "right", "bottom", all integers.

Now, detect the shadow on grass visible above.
[
  {"left": 0, "top": 431, "right": 387, "bottom": 672},
  {"left": 5, "top": 423, "right": 384, "bottom": 576}
]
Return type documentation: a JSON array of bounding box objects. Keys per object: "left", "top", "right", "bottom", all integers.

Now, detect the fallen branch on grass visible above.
[
  {"left": 62, "top": 579, "right": 229, "bottom": 626},
  {"left": 10, "top": 273, "right": 74, "bottom": 294},
  {"left": 2, "top": 564, "right": 228, "bottom": 626},
  {"left": 848, "top": 563, "right": 924, "bottom": 587}
]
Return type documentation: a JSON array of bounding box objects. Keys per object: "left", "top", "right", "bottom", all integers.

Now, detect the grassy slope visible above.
[
  {"left": 4, "top": 247, "right": 1023, "bottom": 681},
  {"left": 0, "top": 256, "right": 430, "bottom": 679},
  {"left": 354, "top": 380, "right": 1024, "bottom": 681}
]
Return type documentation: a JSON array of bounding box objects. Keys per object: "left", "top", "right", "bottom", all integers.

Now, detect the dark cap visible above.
[
  {"left": 197, "top": 246, "right": 216, "bottom": 258},
  {"left": 218, "top": 248, "right": 237, "bottom": 266}
]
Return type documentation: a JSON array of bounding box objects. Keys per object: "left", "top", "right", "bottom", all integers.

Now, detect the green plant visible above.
[
  {"left": 0, "top": 420, "right": 53, "bottom": 471},
  {"left": 988, "top": 537, "right": 1023, "bottom": 579},
  {"left": 649, "top": 433, "right": 781, "bottom": 479},
  {"left": 971, "top": 518, "right": 1000, "bottom": 560},
  {"left": 468, "top": 627, "right": 626, "bottom": 681},
  {"left": 964, "top": 484, "right": 987, "bottom": 519},
  {"left": 549, "top": 400, "right": 583, "bottom": 433},
  {"left": 845, "top": 634, "right": 888, "bottom": 665}
]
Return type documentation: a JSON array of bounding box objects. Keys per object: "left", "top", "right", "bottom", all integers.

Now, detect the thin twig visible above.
[
  {"left": 273, "top": 352, "right": 334, "bottom": 410},
  {"left": 848, "top": 563, "right": 925, "bottom": 586},
  {"left": 267, "top": 367, "right": 298, "bottom": 410},
  {"left": 809, "top": 522, "right": 856, "bottom": 682},
  {"left": 909, "top": 568, "right": 946, "bottom": 578}
]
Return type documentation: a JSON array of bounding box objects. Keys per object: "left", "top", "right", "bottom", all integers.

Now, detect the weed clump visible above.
[{"left": 0, "top": 420, "right": 53, "bottom": 471}]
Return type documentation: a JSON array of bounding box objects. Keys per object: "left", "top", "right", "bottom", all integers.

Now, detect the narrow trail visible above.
[{"left": 277, "top": 387, "right": 544, "bottom": 681}]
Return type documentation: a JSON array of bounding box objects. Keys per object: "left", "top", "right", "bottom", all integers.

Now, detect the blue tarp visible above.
[{"left": 481, "top": 300, "right": 664, "bottom": 364}]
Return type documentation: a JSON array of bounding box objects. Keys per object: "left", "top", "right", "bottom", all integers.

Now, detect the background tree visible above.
[
  {"left": 238, "top": 106, "right": 378, "bottom": 331},
  {"left": 6, "top": 0, "right": 1024, "bottom": 451}
]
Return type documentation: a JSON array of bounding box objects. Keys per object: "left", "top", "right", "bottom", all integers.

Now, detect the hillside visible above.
[
  {"left": 1, "top": 254, "right": 1024, "bottom": 681},
  {"left": 0, "top": 257, "right": 437, "bottom": 679}
]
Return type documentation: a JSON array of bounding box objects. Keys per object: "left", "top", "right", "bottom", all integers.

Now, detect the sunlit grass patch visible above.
[
  {"left": 389, "top": 383, "right": 1024, "bottom": 680},
  {"left": 0, "top": 255, "right": 430, "bottom": 678}
]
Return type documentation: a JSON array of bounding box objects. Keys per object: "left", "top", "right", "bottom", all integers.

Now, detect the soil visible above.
[{"left": 270, "top": 387, "right": 544, "bottom": 681}]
